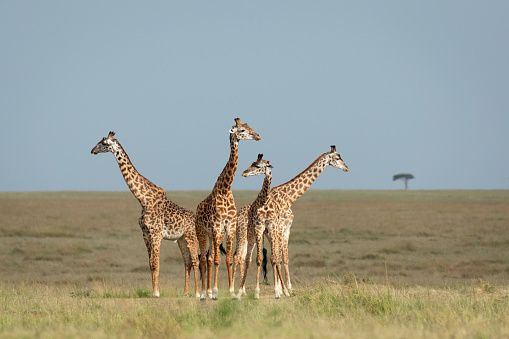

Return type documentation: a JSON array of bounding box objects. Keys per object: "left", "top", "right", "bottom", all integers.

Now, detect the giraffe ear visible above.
[
  {"left": 108, "top": 131, "right": 116, "bottom": 139},
  {"left": 330, "top": 145, "right": 336, "bottom": 152}
]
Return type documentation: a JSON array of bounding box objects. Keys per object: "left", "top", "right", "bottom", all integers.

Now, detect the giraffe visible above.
[
  {"left": 91, "top": 131, "right": 201, "bottom": 297},
  {"left": 269, "top": 145, "right": 348, "bottom": 295},
  {"left": 233, "top": 154, "right": 287, "bottom": 299},
  {"left": 196, "top": 118, "right": 261, "bottom": 300}
]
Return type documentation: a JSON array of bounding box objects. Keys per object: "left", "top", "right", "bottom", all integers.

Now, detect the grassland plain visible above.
[{"left": 0, "top": 190, "right": 508, "bottom": 338}]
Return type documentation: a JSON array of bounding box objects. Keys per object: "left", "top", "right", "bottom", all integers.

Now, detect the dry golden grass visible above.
[{"left": 0, "top": 190, "right": 508, "bottom": 338}]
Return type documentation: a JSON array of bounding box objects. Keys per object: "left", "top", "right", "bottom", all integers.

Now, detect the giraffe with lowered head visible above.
[
  {"left": 91, "top": 131, "right": 201, "bottom": 297},
  {"left": 196, "top": 118, "right": 261, "bottom": 300},
  {"left": 269, "top": 145, "right": 348, "bottom": 295},
  {"left": 234, "top": 154, "right": 288, "bottom": 299}
]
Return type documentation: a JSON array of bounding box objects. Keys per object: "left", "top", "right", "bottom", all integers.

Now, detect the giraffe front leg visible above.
[
  {"left": 197, "top": 229, "right": 208, "bottom": 300},
  {"left": 212, "top": 233, "right": 224, "bottom": 300},
  {"left": 144, "top": 232, "right": 162, "bottom": 298},
  {"left": 207, "top": 236, "right": 215, "bottom": 299},
  {"left": 282, "top": 233, "right": 292, "bottom": 296},
  {"left": 275, "top": 240, "right": 289, "bottom": 298},
  {"left": 236, "top": 235, "right": 254, "bottom": 299},
  {"left": 235, "top": 238, "right": 250, "bottom": 299},
  {"left": 269, "top": 240, "right": 281, "bottom": 299},
  {"left": 225, "top": 219, "right": 236, "bottom": 297},
  {"left": 254, "top": 232, "right": 264, "bottom": 300}
]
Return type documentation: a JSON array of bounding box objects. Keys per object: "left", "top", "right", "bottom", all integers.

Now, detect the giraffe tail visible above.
[{"left": 262, "top": 247, "right": 268, "bottom": 284}]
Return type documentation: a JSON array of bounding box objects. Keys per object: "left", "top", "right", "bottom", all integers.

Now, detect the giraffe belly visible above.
[{"left": 162, "top": 228, "right": 184, "bottom": 241}]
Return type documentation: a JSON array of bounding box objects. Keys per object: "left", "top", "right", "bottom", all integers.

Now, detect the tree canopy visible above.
[{"left": 393, "top": 173, "right": 415, "bottom": 190}]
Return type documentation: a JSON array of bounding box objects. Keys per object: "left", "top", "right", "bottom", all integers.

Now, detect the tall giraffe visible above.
[
  {"left": 234, "top": 154, "right": 287, "bottom": 299},
  {"left": 196, "top": 118, "right": 261, "bottom": 300},
  {"left": 91, "top": 131, "right": 200, "bottom": 297},
  {"left": 270, "top": 145, "right": 348, "bottom": 294}
]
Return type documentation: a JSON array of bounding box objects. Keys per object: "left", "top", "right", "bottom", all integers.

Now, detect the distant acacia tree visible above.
[{"left": 393, "top": 173, "right": 415, "bottom": 190}]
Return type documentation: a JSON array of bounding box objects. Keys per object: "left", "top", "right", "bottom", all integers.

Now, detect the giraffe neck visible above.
[
  {"left": 272, "top": 153, "right": 329, "bottom": 205},
  {"left": 113, "top": 142, "right": 160, "bottom": 206},
  {"left": 254, "top": 172, "right": 272, "bottom": 207},
  {"left": 212, "top": 134, "right": 238, "bottom": 196}
]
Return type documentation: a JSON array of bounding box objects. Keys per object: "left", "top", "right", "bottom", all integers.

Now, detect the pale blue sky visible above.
[{"left": 1, "top": 1, "right": 508, "bottom": 192}]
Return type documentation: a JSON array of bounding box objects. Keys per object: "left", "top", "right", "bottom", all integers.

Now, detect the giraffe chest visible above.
[
  {"left": 211, "top": 195, "right": 236, "bottom": 219},
  {"left": 250, "top": 202, "right": 278, "bottom": 229},
  {"left": 255, "top": 204, "right": 276, "bottom": 220},
  {"left": 198, "top": 194, "right": 237, "bottom": 236}
]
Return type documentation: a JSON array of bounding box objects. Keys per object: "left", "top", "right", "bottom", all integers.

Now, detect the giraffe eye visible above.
[{"left": 238, "top": 129, "right": 246, "bottom": 133}]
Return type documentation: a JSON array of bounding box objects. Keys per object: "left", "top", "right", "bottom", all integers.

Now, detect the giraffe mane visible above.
[{"left": 272, "top": 152, "right": 328, "bottom": 189}]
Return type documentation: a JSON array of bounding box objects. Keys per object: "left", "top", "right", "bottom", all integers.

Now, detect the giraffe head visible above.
[
  {"left": 326, "top": 145, "right": 349, "bottom": 172},
  {"left": 242, "top": 154, "right": 273, "bottom": 177},
  {"left": 91, "top": 131, "right": 119, "bottom": 155},
  {"left": 229, "top": 118, "right": 261, "bottom": 141}
]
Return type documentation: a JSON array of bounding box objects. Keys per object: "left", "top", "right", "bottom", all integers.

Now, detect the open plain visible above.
[{"left": 0, "top": 190, "right": 508, "bottom": 338}]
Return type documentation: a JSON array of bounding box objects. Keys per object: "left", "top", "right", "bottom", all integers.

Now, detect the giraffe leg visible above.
[
  {"left": 207, "top": 235, "right": 215, "bottom": 299},
  {"left": 233, "top": 248, "right": 238, "bottom": 286},
  {"left": 225, "top": 219, "right": 236, "bottom": 296},
  {"left": 197, "top": 228, "right": 208, "bottom": 300},
  {"left": 232, "top": 243, "right": 244, "bottom": 297},
  {"left": 236, "top": 239, "right": 249, "bottom": 298},
  {"left": 187, "top": 235, "right": 201, "bottom": 299},
  {"left": 144, "top": 232, "right": 162, "bottom": 297},
  {"left": 236, "top": 234, "right": 254, "bottom": 299},
  {"left": 274, "top": 261, "right": 287, "bottom": 299},
  {"left": 269, "top": 237, "right": 281, "bottom": 299},
  {"left": 275, "top": 239, "right": 288, "bottom": 298},
  {"left": 254, "top": 231, "right": 264, "bottom": 300},
  {"left": 234, "top": 207, "right": 249, "bottom": 298},
  {"left": 282, "top": 232, "right": 292, "bottom": 295},
  {"left": 177, "top": 238, "right": 191, "bottom": 296},
  {"left": 212, "top": 233, "right": 223, "bottom": 300}
]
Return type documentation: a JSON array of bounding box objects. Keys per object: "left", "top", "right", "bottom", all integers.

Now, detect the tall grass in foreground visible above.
[{"left": 1, "top": 277, "right": 508, "bottom": 339}]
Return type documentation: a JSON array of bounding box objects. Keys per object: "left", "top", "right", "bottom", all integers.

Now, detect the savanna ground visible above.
[{"left": 0, "top": 190, "right": 508, "bottom": 338}]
